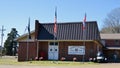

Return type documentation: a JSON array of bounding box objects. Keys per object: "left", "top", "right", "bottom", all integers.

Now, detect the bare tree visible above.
[{"left": 101, "top": 8, "right": 120, "bottom": 33}]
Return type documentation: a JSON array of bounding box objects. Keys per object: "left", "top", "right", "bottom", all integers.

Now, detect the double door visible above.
[{"left": 48, "top": 44, "right": 59, "bottom": 60}]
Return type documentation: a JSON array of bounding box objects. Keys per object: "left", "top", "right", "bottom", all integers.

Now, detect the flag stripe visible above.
[
  {"left": 54, "top": 7, "right": 57, "bottom": 37},
  {"left": 83, "top": 13, "right": 86, "bottom": 30}
]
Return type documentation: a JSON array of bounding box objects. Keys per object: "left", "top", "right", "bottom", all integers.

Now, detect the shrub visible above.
[
  {"left": 39, "top": 57, "right": 43, "bottom": 60},
  {"left": 73, "top": 57, "right": 77, "bottom": 61},
  {"left": 60, "top": 57, "right": 66, "bottom": 61}
]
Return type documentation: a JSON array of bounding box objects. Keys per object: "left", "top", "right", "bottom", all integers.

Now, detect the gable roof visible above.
[
  {"left": 100, "top": 34, "right": 120, "bottom": 40},
  {"left": 38, "top": 21, "right": 100, "bottom": 40},
  {"left": 15, "top": 30, "right": 35, "bottom": 41}
]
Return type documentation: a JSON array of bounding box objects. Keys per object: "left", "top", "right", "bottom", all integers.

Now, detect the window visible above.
[
  {"left": 115, "top": 40, "right": 119, "bottom": 45},
  {"left": 50, "top": 49, "right": 52, "bottom": 51},
  {"left": 55, "top": 49, "right": 57, "bottom": 51},
  {"left": 49, "top": 42, "right": 58, "bottom": 46}
]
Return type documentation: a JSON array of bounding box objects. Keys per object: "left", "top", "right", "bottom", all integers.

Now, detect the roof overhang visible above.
[
  {"left": 18, "top": 39, "right": 103, "bottom": 47},
  {"left": 18, "top": 40, "right": 94, "bottom": 42},
  {"left": 100, "top": 33, "right": 120, "bottom": 40},
  {"left": 15, "top": 30, "right": 35, "bottom": 41},
  {"left": 37, "top": 40, "right": 93, "bottom": 42},
  {"left": 18, "top": 39, "right": 35, "bottom": 42},
  {"left": 106, "top": 47, "right": 120, "bottom": 50},
  {"left": 94, "top": 40, "right": 104, "bottom": 47}
]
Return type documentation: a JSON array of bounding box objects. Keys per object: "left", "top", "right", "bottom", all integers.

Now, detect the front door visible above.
[{"left": 48, "top": 42, "right": 58, "bottom": 60}]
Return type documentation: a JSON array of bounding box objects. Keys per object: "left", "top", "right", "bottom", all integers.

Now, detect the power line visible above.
[{"left": 0, "top": 26, "right": 6, "bottom": 57}]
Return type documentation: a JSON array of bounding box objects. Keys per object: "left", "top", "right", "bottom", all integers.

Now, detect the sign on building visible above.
[{"left": 68, "top": 46, "right": 85, "bottom": 55}]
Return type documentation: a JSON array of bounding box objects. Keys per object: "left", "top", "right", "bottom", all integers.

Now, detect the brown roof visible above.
[
  {"left": 38, "top": 21, "right": 100, "bottom": 40},
  {"left": 100, "top": 34, "right": 120, "bottom": 40}
]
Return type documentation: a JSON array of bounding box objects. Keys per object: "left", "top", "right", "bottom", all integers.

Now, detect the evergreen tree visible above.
[{"left": 4, "top": 28, "right": 19, "bottom": 56}]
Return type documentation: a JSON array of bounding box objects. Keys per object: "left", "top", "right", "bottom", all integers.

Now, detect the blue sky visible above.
[{"left": 0, "top": 0, "right": 120, "bottom": 45}]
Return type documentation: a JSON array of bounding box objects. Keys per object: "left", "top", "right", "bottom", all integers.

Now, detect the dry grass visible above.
[
  {"left": 1, "top": 56, "right": 120, "bottom": 68},
  {"left": 0, "top": 56, "right": 97, "bottom": 66}
]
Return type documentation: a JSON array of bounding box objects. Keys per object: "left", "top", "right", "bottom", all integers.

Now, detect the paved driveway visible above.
[{"left": 0, "top": 63, "right": 120, "bottom": 68}]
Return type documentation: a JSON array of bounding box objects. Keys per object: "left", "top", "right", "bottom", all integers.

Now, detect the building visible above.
[
  {"left": 101, "top": 34, "right": 120, "bottom": 62},
  {"left": 17, "top": 20, "right": 103, "bottom": 61}
]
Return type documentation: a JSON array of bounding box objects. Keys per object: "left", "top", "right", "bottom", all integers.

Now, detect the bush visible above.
[
  {"left": 73, "top": 57, "right": 77, "bottom": 61},
  {"left": 60, "top": 57, "right": 66, "bottom": 61}
]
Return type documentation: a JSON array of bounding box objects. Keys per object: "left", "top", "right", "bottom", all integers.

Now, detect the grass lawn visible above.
[{"left": 0, "top": 56, "right": 98, "bottom": 66}]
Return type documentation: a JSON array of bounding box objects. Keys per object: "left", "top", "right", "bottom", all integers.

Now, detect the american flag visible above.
[
  {"left": 83, "top": 13, "right": 86, "bottom": 30},
  {"left": 54, "top": 7, "right": 57, "bottom": 37}
]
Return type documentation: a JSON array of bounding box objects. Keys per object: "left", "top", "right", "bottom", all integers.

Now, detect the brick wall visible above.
[
  {"left": 105, "top": 40, "right": 120, "bottom": 47},
  {"left": 59, "top": 41, "right": 99, "bottom": 61},
  {"left": 18, "top": 41, "right": 37, "bottom": 61},
  {"left": 38, "top": 42, "right": 48, "bottom": 60},
  {"left": 18, "top": 41, "right": 101, "bottom": 61}
]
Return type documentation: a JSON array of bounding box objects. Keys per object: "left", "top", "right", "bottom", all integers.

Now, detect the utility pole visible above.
[{"left": 0, "top": 26, "right": 6, "bottom": 57}]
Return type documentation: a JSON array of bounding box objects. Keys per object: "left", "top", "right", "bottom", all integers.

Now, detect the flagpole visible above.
[
  {"left": 82, "top": 13, "right": 86, "bottom": 63},
  {"left": 83, "top": 29, "right": 86, "bottom": 63},
  {"left": 0, "top": 26, "right": 6, "bottom": 58},
  {"left": 26, "top": 37, "right": 29, "bottom": 61},
  {"left": 53, "top": 7, "right": 57, "bottom": 62},
  {"left": 26, "top": 17, "right": 31, "bottom": 61},
  {"left": 53, "top": 32, "right": 55, "bottom": 62}
]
